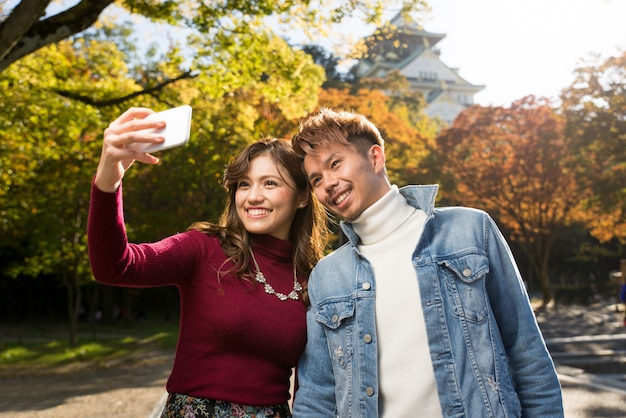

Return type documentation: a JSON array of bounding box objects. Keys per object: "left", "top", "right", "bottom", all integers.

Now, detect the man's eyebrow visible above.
[{"left": 306, "top": 152, "right": 338, "bottom": 182}]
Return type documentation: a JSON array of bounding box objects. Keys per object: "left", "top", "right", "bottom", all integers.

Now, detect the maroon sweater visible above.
[{"left": 87, "top": 183, "right": 306, "bottom": 405}]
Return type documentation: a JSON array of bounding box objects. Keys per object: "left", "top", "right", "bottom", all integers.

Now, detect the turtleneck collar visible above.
[
  {"left": 250, "top": 234, "right": 293, "bottom": 264},
  {"left": 350, "top": 185, "right": 416, "bottom": 245}
]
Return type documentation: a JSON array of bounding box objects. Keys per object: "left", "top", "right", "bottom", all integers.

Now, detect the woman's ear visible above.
[{"left": 298, "top": 194, "right": 309, "bottom": 209}]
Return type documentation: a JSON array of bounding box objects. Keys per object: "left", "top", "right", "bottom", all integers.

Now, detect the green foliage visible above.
[
  {"left": 301, "top": 44, "right": 349, "bottom": 86},
  {"left": 0, "top": 38, "right": 129, "bottom": 280},
  {"left": 0, "top": 0, "right": 430, "bottom": 73},
  {"left": 188, "top": 24, "right": 325, "bottom": 119},
  {"left": 0, "top": 326, "right": 177, "bottom": 368}
]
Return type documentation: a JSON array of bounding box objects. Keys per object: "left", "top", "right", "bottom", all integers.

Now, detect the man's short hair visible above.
[{"left": 292, "top": 108, "right": 384, "bottom": 158}]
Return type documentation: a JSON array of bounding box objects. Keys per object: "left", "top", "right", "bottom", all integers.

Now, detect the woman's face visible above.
[{"left": 235, "top": 154, "right": 304, "bottom": 241}]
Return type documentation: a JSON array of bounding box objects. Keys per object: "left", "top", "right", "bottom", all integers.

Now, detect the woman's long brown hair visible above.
[{"left": 188, "top": 138, "right": 329, "bottom": 305}]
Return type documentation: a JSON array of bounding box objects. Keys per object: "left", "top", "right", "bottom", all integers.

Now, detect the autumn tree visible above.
[
  {"left": 561, "top": 50, "right": 626, "bottom": 245},
  {"left": 436, "top": 96, "right": 589, "bottom": 307}
]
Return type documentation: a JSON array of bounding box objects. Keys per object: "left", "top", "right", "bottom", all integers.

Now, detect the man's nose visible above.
[{"left": 323, "top": 174, "right": 338, "bottom": 192}]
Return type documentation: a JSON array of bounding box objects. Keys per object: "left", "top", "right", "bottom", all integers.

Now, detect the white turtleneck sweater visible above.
[{"left": 351, "top": 185, "right": 442, "bottom": 417}]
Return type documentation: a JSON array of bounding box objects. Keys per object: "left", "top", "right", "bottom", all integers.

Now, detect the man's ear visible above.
[{"left": 368, "top": 144, "right": 386, "bottom": 174}]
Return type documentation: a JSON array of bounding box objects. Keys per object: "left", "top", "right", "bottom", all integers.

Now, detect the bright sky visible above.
[
  {"left": 39, "top": 0, "right": 625, "bottom": 107},
  {"left": 417, "top": 0, "right": 626, "bottom": 106},
  {"left": 319, "top": 0, "right": 626, "bottom": 107}
]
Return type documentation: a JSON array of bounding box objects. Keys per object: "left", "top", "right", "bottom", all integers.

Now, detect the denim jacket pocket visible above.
[
  {"left": 315, "top": 299, "right": 355, "bottom": 367},
  {"left": 316, "top": 299, "right": 355, "bottom": 328},
  {"left": 440, "top": 253, "right": 489, "bottom": 284},
  {"left": 440, "top": 254, "right": 490, "bottom": 324}
]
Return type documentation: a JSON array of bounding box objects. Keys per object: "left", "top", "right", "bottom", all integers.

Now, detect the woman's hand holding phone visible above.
[
  {"left": 95, "top": 106, "right": 191, "bottom": 193},
  {"left": 127, "top": 105, "right": 192, "bottom": 152}
]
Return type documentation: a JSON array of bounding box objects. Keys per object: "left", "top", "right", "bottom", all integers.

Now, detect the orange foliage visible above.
[
  {"left": 561, "top": 50, "right": 626, "bottom": 244},
  {"left": 437, "top": 96, "right": 588, "bottom": 244}
]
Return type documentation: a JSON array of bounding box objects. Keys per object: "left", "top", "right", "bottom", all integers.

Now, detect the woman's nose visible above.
[{"left": 247, "top": 185, "right": 264, "bottom": 203}]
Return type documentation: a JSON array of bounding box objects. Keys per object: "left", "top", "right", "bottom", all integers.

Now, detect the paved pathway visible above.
[
  {"left": 1, "top": 302, "right": 625, "bottom": 417},
  {"left": 537, "top": 301, "right": 626, "bottom": 417}
]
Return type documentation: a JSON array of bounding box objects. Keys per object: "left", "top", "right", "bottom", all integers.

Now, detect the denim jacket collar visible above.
[{"left": 340, "top": 184, "right": 439, "bottom": 246}]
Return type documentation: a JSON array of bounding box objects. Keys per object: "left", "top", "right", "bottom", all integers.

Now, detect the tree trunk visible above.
[
  {"left": 64, "top": 271, "right": 81, "bottom": 347},
  {"left": 536, "top": 261, "right": 553, "bottom": 307},
  {"left": 521, "top": 236, "right": 556, "bottom": 310}
]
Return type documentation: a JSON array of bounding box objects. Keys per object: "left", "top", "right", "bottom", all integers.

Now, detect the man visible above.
[{"left": 291, "top": 108, "right": 563, "bottom": 417}]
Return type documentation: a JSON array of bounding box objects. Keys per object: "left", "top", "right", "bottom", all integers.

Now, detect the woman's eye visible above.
[{"left": 238, "top": 181, "right": 250, "bottom": 188}]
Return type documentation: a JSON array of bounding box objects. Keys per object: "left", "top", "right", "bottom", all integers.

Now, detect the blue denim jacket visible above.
[{"left": 293, "top": 185, "right": 563, "bottom": 417}]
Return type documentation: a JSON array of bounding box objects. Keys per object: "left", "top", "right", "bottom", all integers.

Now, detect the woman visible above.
[{"left": 87, "top": 107, "right": 328, "bottom": 417}]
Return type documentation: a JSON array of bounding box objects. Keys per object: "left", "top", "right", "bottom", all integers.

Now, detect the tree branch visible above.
[
  {"left": 0, "top": 0, "right": 50, "bottom": 62},
  {"left": 0, "top": 0, "right": 114, "bottom": 73},
  {"left": 53, "top": 70, "right": 199, "bottom": 107}
]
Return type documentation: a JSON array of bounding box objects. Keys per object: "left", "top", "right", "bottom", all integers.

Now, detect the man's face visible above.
[{"left": 303, "top": 141, "right": 389, "bottom": 221}]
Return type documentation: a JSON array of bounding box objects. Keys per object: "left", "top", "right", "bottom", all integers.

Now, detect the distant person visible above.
[
  {"left": 88, "top": 107, "right": 328, "bottom": 417},
  {"left": 621, "top": 284, "right": 626, "bottom": 326},
  {"left": 291, "top": 108, "right": 564, "bottom": 417},
  {"left": 619, "top": 259, "right": 626, "bottom": 327}
]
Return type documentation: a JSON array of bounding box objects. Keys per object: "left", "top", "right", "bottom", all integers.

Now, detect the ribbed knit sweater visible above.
[{"left": 87, "top": 182, "right": 305, "bottom": 405}]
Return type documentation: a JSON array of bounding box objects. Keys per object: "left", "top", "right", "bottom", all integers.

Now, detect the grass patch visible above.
[
  {"left": 143, "top": 331, "right": 178, "bottom": 349},
  {"left": 1, "top": 346, "right": 38, "bottom": 364},
  {"left": 0, "top": 340, "right": 122, "bottom": 367},
  {"left": 0, "top": 321, "right": 178, "bottom": 369}
]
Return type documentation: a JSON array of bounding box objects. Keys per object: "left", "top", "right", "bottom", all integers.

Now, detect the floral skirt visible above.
[{"left": 160, "top": 393, "right": 292, "bottom": 418}]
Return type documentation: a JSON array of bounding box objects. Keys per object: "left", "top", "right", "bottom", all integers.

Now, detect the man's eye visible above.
[{"left": 331, "top": 160, "right": 340, "bottom": 168}]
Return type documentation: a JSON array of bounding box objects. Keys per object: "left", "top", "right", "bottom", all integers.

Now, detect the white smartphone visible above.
[{"left": 130, "top": 105, "right": 192, "bottom": 152}]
